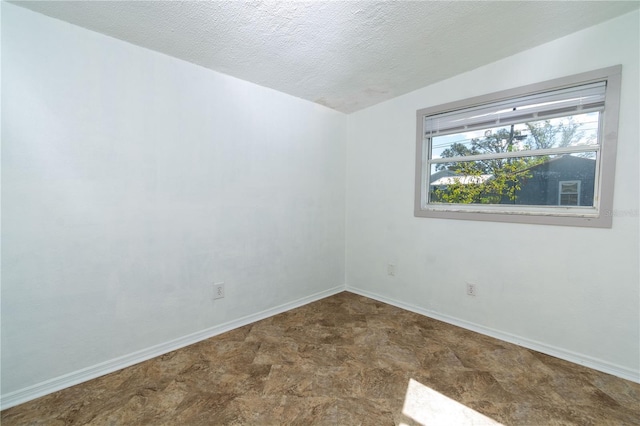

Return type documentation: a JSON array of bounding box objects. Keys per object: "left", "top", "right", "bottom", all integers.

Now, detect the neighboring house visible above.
[{"left": 514, "top": 155, "right": 596, "bottom": 206}]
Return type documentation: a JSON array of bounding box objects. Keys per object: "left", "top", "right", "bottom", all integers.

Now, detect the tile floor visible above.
[{"left": 2, "top": 292, "right": 639, "bottom": 425}]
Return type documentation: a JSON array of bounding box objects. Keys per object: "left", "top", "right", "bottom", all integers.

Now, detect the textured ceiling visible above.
[{"left": 10, "top": 1, "right": 640, "bottom": 113}]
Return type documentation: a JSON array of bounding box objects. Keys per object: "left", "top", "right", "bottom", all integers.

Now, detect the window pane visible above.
[
  {"left": 560, "top": 182, "right": 579, "bottom": 193},
  {"left": 560, "top": 194, "right": 579, "bottom": 206},
  {"left": 429, "top": 153, "right": 596, "bottom": 206},
  {"left": 430, "top": 112, "right": 600, "bottom": 160}
]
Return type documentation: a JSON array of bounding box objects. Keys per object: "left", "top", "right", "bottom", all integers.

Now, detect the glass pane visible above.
[
  {"left": 560, "top": 194, "right": 579, "bottom": 206},
  {"left": 429, "top": 153, "right": 596, "bottom": 206},
  {"left": 560, "top": 182, "right": 579, "bottom": 193},
  {"left": 430, "top": 112, "right": 600, "bottom": 160}
]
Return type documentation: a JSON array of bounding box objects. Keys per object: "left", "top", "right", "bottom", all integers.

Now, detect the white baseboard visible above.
[
  {"left": 0, "top": 285, "right": 345, "bottom": 410},
  {"left": 346, "top": 285, "right": 640, "bottom": 384}
]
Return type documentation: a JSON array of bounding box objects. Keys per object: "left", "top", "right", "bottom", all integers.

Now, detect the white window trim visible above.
[
  {"left": 559, "top": 180, "right": 581, "bottom": 206},
  {"left": 414, "top": 65, "right": 622, "bottom": 228}
]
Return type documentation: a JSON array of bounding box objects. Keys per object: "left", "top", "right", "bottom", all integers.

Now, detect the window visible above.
[
  {"left": 559, "top": 181, "right": 581, "bottom": 206},
  {"left": 414, "top": 65, "right": 621, "bottom": 228}
]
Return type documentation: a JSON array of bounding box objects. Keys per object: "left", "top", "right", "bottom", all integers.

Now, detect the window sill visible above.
[{"left": 414, "top": 206, "right": 611, "bottom": 228}]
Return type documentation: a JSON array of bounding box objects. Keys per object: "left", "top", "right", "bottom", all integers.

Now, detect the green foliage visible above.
[
  {"left": 436, "top": 128, "right": 523, "bottom": 172},
  {"left": 433, "top": 128, "right": 546, "bottom": 204},
  {"left": 433, "top": 158, "right": 535, "bottom": 204},
  {"left": 525, "top": 118, "right": 582, "bottom": 149}
]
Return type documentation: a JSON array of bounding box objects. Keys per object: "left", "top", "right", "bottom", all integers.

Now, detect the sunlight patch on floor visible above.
[{"left": 401, "top": 378, "right": 503, "bottom": 426}]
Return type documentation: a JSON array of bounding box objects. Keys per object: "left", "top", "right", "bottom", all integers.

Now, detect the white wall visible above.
[
  {"left": 1, "top": 3, "right": 346, "bottom": 397},
  {"left": 346, "top": 11, "right": 639, "bottom": 379}
]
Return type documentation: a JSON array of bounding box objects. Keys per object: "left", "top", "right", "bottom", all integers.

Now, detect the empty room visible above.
[{"left": 2, "top": 1, "right": 639, "bottom": 424}]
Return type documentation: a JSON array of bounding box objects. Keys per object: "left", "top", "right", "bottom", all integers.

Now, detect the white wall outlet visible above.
[
  {"left": 466, "top": 283, "right": 477, "bottom": 296},
  {"left": 387, "top": 263, "right": 396, "bottom": 276},
  {"left": 213, "top": 282, "right": 225, "bottom": 300}
]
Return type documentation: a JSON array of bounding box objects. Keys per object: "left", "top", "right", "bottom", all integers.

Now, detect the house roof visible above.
[
  {"left": 431, "top": 175, "right": 493, "bottom": 186},
  {"left": 520, "top": 154, "right": 596, "bottom": 173}
]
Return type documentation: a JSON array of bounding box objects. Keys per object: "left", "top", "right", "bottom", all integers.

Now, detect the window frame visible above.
[{"left": 414, "top": 65, "right": 622, "bottom": 228}]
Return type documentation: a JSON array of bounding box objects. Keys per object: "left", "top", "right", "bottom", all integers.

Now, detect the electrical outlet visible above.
[
  {"left": 213, "top": 282, "right": 225, "bottom": 300},
  {"left": 466, "top": 283, "right": 476, "bottom": 296},
  {"left": 387, "top": 264, "right": 396, "bottom": 276}
]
